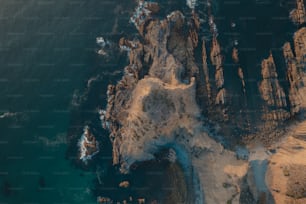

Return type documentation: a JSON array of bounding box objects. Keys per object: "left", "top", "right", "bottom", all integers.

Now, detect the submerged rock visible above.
[
  {"left": 97, "top": 196, "right": 113, "bottom": 204},
  {"left": 118, "top": 181, "right": 130, "bottom": 188}
]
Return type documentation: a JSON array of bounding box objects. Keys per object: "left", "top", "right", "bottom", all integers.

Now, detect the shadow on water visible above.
[
  {"left": 249, "top": 160, "right": 276, "bottom": 204},
  {"left": 91, "top": 150, "right": 193, "bottom": 204}
]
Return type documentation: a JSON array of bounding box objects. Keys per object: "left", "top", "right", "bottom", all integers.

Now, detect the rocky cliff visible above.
[
  {"left": 259, "top": 53, "right": 289, "bottom": 122},
  {"left": 98, "top": 0, "right": 306, "bottom": 203},
  {"left": 101, "top": 7, "right": 204, "bottom": 171},
  {"left": 290, "top": 0, "right": 306, "bottom": 25}
]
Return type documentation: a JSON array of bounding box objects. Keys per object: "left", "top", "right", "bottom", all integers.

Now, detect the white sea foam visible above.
[
  {"left": 96, "top": 37, "right": 111, "bottom": 56},
  {"left": 130, "top": 0, "right": 153, "bottom": 29},
  {"left": 71, "top": 89, "right": 86, "bottom": 107},
  {"left": 38, "top": 133, "right": 67, "bottom": 147},
  {"left": 78, "top": 126, "right": 100, "bottom": 163},
  {"left": 186, "top": 0, "right": 197, "bottom": 9},
  {"left": 99, "top": 109, "right": 110, "bottom": 129},
  {"left": 96, "top": 37, "right": 110, "bottom": 47},
  {"left": 86, "top": 75, "right": 101, "bottom": 89},
  {"left": 0, "top": 112, "right": 17, "bottom": 119}
]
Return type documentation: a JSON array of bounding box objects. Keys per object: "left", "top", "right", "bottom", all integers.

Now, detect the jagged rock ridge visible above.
[{"left": 98, "top": 0, "right": 306, "bottom": 203}]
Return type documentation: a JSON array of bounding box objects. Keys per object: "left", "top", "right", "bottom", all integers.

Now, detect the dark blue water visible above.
[{"left": 0, "top": 0, "right": 135, "bottom": 203}]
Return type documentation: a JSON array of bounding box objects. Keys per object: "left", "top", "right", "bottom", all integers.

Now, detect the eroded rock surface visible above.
[
  {"left": 100, "top": 2, "right": 249, "bottom": 203},
  {"left": 267, "top": 132, "right": 306, "bottom": 204},
  {"left": 290, "top": 0, "right": 306, "bottom": 25},
  {"left": 259, "top": 53, "right": 289, "bottom": 122},
  {"left": 102, "top": 10, "right": 203, "bottom": 171},
  {"left": 99, "top": 0, "right": 306, "bottom": 203}
]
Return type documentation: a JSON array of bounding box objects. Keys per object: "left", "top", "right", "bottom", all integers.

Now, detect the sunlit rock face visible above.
[
  {"left": 267, "top": 134, "right": 306, "bottom": 204},
  {"left": 103, "top": 9, "right": 203, "bottom": 172},
  {"left": 99, "top": 0, "right": 306, "bottom": 203},
  {"left": 118, "top": 76, "right": 202, "bottom": 170},
  {"left": 78, "top": 125, "right": 99, "bottom": 163},
  {"left": 99, "top": 2, "right": 248, "bottom": 203},
  {"left": 290, "top": 0, "right": 306, "bottom": 25}
]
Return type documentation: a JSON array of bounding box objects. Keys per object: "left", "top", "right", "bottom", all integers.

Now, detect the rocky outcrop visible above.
[
  {"left": 293, "top": 27, "right": 306, "bottom": 109},
  {"left": 238, "top": 67, "right": 246, "bottom": 93},
  {"left": 202, "top": 39, "right": 213, "bottom": 105},
  {"left": 97, "top": 196, "right": 112, "bottom": 204},
  {"left": 201, "top": 40, "right": 212, "bottom": 104},
  {"left": 100, "top": 2, "right": 250, "bottom": 203},
  {"left": 100, "top": 36, "right": 146, "bottom": 165},
  {"left": 247, "top": 26, "right": 306, "bottom": 146},
  {"left": 259, "top": 53, "right": 287, "bottom": 108},
  {"left": 98, "top": 0, "right": 306, "bottom": 203},
  {"left": 102, "top": 6, "right": 204, "bottom": 172},
  {"left": 232, "top": 47, "right": 239, "bottom": 63},
  {"left": 189, "top": 12, "right": 200, "bottom": 48},
  {"left": 206, "top": 4, "right": 226, "bottom": 106},
  {"left": 283, "top": 42, "right": 303, "bottom": 115},
  {"left": 267, "top": 131, "right": 306, "bottom": 204},
  {"left": 290, "top": 0, "right": 306, "bottom": 25},
  {"left": 130, "top": 0, "right": 160, "bottom": 35},
  {"left": 118, "top": 181, "right": 130, "bottom": 188},
  {"left": 210, "top": 37, "right": 226, "bottom": 105},
  {"left": 259, "top": 53, "right": 290, "bottom": 121},
  {"left": 78, "top": 126, "right": 99, "bottom": 163},
  {"left": 232, "top": 47, "right": 246, "bottom": 93},
  {"left": 294, "top": 27, "right": 306, "bottom": 65}
]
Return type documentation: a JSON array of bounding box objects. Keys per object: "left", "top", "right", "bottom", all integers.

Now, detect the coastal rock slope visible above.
[
  {"left": 99, "top": 0, "right": 306, "bottom": 203},
  {"left": 101, "top": 2, "right": 248, "bottom": 203},
  {"left": 103, "top": 10, "right": 203, "bottom": 171}
]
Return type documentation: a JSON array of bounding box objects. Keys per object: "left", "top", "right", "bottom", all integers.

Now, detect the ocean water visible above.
[
  {"left": 0, "top": 0, "right": 300, "bottom": 203},
  {"left": 0, "top": 0, "right": 135, "bottom": 203}
]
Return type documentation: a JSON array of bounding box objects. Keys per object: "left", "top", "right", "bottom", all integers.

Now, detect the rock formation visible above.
[
  {"left": 104, "top": 9, "right": 203, "bottom": 172},
  {"left": 290, "top": 0, "right": 306, "bottom": 25},
  {"left": 232, "top": 47, "right": 239, "bottom": 64},
  {"left": 294, "top": 27, "right": 306, "bottom": 65},
  {"left": 201, "top": 40, "right": 212, "bottom": 104},
  {"left": 238, "top": 67, "right": 246, "bottom": 94},
  {"left": 210, "top": 37, "right": 226, "bottom": 105},
  {"left": 118, "top": 181, "right": 130, "bottom": 188},
  {"left": 293, "top": 28, "right": 306, "bottom": 109},
  {"left": 256, "top": 26, "right": 306, "bottom": 124},
  {"left": 207, "top": 8, "right": 226, "bottom": 107},
  {"left": 232, "top": 47, "right": 246, "bottom": 93},
  {"left": 267, "top": 121, "right": 306, "bottom": 204},
  {"left": 78, "top": 126, "right": 99, "bottom": 163},
  {"left": 130, "top": 0, "right": 160, "bottom": 35},
  {"left": 283, "top": 42, "right": 303, "bottom": 115},
  {"left": 100, "top": 1, "right": 249, "bottom": 203},
  {"left": 98, "top": 0, "right": 306, "bottom": 203},
  {"left": 258, "top": 53, "right": 292, "bottom": 127},
  {"left": 259, "top": 53, "right": 287, "bottom": 109}
]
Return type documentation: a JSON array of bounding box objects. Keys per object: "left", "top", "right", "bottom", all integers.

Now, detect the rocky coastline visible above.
[{"left": 96, "top": 0, "right": 306, "bottom": 203}]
